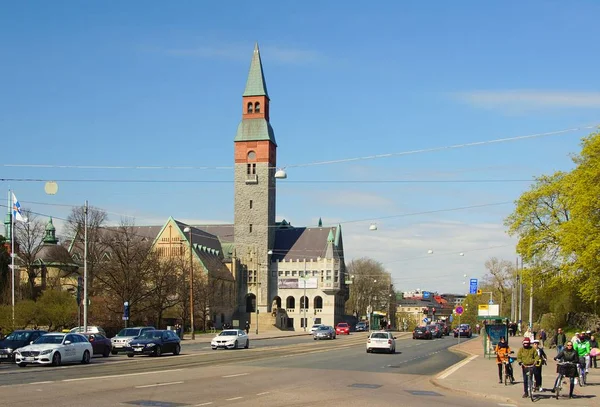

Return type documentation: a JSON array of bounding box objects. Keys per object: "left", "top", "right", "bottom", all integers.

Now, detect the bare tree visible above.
[
  {"left": 345, "top": 257, "right": 393, "bottom": 318},
  {"left": 14, "top": 210, "right": 45, "bottom": 300},
  {"left": 0, "top": 235, "right": 10, "bottom": 303},
  {"left": 66, "top": 205, "right": 108, "bottom": 296},
  {"left": 482, "top": 257, "right": 515, "bottom": 316},
  {"left": 145, "top": 254, "right": 183, "bottom": 327}
]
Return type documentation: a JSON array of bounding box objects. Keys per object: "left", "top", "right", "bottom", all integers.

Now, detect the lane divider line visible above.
[
  {"left": 225, "top": 397, "right": 243, "bottom": 401},
  {"left": 62, "top": 368, "right": 183, "bottom": 382},
  {"left": 194, "top": 403, "right": 213, "bottom": 406},
  {"left": 222, "top": 373, "right": 249, "bottom": 378},
  {"left": 135, "top": 381, "right": 184, "bottom": 389},
  {"left": 256, "top": 392, "right": 270, "bottom": 396},
  {"left": 436, "top": 355, "right": 478, "bottom": 379}
]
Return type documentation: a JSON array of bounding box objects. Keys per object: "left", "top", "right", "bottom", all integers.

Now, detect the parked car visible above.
[
  {"left": 355, "top": 321, "right": 368, "bottom": 332},
  {"left": 69, "top": 326, "right": 107, "bottom": 337},
  {"left": 14, "top": 333, "right": 93, "bottom": 367},
  {"left": 211, "top": 329, "right": 250, "bottom": 350},
  {"left": 111, "top": 326, "right": 156, "bottom": 354},
  {"left": 81, "top": 333, "right": 112, "bottom": 357},
  {"left": 335, "top": 322, "right": 350, "bottom": 335},
  {"left": 413, "top": 326, "right": 432, "bottom": 340},
  {"left": 366, "top": 331, "right": 396, "bottom": 353},
  {"left": 310, "top": 324, "right": 324, "bottom": 334},
  {"left": 0, "top": 330, "right": 47, "bottom": 363},
  {"left": 313, "top": 325, "right": 336, "bottom": 340},
  {"left": 454, "top": 324, "right": 472, "bottom": 338},
  {"left": 128, "top": 330, "right": 181, "bottom": 357}
]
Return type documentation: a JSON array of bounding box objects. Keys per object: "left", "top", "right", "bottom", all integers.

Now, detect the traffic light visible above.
[
  {"left": 76, "top": 276, "right": 83, "bottom": 305},
  {"left": 477, "top": 289, "right": 482, "bottom": 295},
  {"left": 432, "top": 307, "right": 436, "bottom": 315},
  {"left": 123, "top": 301, "right": 130, "bottom": 320},
  {"left": 423, "top": 307, "right": 429, "bottom": 315}
]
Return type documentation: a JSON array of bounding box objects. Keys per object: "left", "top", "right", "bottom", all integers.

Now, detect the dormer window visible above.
[
  {"left": 247, "top": 102, "right": 253, "bottom": 114},
  {"left": 254, "top": 102, "right": 260, "bottom": 113}
]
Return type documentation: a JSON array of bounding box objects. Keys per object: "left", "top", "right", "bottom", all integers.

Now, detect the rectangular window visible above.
[
  {"left": 326, "top": 270, "right": 332, "bottom": 281},
  {"left": 285, "top": 270, "right": 290, "bottom": 276},
  {"left": 249, "top": 200, "right": 253, "bottom": 209},
  {"left": 292, "top": 270, "right": 297, "bottom": 276},
  {"left": 278, "top": 271, "right": 283, "bottom": 276},
  {"left": 247, "top": 164, "right": 251, "bottom": 175},
  {"left": 252, "top": 163, "right": 256, "bottom": 174},
  {"left": 334, "top": 272, "right": 339, "bottom": 283},
  {"left": 315, "top": 318, "right": 322, "bottom": 324},
  {"left": 249, "top": 224, "right": 253, "bottom": 233}
]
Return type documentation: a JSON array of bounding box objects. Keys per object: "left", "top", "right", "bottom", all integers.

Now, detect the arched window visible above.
[
  {"left": 254, "top": 102, "right": 261, "bottom": 113},
  {"left": 286, "top": 296, "right": 296, "bottom": 309},
  {"left": 313, "top": 296, "right": 323, "bottom": 309},
  {"left": 300, "top": 296, "right": 309, "bottom": 309},
  {"left": 247, "top": 102, "right": 253, "bottom": 114}
]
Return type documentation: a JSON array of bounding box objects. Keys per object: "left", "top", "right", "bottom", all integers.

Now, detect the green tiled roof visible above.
[
  {"left": 243, "top": 43, "right": 269, "bottom": 98},
  {"left": 235, "top": 118, "right": 277, "bottom": 145}
]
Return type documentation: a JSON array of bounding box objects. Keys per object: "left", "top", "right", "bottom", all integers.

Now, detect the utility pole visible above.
[{"left": 83, "top": 200, "right": 88, "bottom": 333}]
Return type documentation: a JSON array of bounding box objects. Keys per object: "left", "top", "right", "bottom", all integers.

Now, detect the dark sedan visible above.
[
  {"left": 0, "top": 330, "right": 47, "bottom": 363},
  {"left": 413, "top": 326, "right": 432, "bottom": 340},
  {"left": 81, "top": 333, "right": 112, "bottom": 357},
  {"left": 127, "top": 330, "right": 181, "bottom": 357}
]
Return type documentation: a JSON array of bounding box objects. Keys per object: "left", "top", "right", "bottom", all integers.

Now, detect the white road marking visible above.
[
  {"left": 498, "top": 404, "right": 517, "bottom": 407},
  {"left": 30, "top": 381, "right": 54, "bottom": 385},
  {"left": 226, "top": 397, "right": 243, "bottom": 401},
  {"left": 222, "top": 373, "right": 249, "bottom": 378},
  {"left": 256, "top": 392, "right": 270, "bottom": 396},
  {"left": 194, "top": 403, "right": 213, "bottom": 406},
  {"left": 62, "top": 368, "right": 183, "bottom": 382},
  {"left": 135, "top": 381, "right": 183, "bottom": 388},
  {"left": 436, "top": 355, "right": 478, "bottom": 379}
]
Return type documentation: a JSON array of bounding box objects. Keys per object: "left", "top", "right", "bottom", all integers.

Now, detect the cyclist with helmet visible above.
[{"left": 517, "top": 337, "right": 540, "bottom": 398}]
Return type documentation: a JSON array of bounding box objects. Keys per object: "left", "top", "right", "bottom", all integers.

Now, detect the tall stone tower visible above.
[{"left": 234, "top": 43, "right": 277, "bottom": 314}]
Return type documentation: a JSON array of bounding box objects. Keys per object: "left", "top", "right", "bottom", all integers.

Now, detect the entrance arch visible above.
[{"left": 245, "top": 294, "right": 256, "bottom": 313}]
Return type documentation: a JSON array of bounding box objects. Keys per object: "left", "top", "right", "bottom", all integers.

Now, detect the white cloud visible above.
[
  {"left": 342, "top": 220, "right": 517, "bottom": 294},
  {"left": 455, "top": 90, "right": 600, "bottom": 112}
]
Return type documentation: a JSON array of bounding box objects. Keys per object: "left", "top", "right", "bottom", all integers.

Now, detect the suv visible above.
[
  {"left": 111, "top": 326, "right": 156, "bottom": 354},
  {"left": 454, "top": 323, "right": 472, "bottom": 338}
]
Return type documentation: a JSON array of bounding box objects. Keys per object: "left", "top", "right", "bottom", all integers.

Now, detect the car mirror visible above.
[
  {"left": 393, "top": 337, "right": 397, "bottom": 339},
  {"left": 65, "top": 340, "right": 71, "bottom": 345},
  {"left": 30, "top": 341, "right": 34, "bottom": 345}
]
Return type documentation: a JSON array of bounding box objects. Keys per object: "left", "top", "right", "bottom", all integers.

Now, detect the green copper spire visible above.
[
  {"left": 318, "top": 217, "right": 323, "bottom": 227},
  {"left": 43, "top": 217, "right": 58, "bottom": 244},
  {"left": 243, "top": 43, "right": 269, "bottom": 98}
]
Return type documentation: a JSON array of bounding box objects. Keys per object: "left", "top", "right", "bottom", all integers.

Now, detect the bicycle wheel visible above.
[
  {"left": 504, "top": 364, "right": 509, "bottom": 386},
  {"left": 578, "top": 366, "right": 584, "bottom": 387},
  {"left": 555, "top": 374, "right": 561, "bottom": 400},
  {"left": 529, "top": 371, "right": 535, "bottom": 401}
]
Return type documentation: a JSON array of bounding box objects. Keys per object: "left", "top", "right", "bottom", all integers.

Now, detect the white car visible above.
[
  {"left": 366, "top": 331, "right": 396, "bottom": 354},
  {"left": 211, "top": 329, "right": 249, "bottom": 350},
  {"left": 14, "top": 333, "right": 93, "bottom": 367},
  {"left": 310, "top": 324, "right": 324, "bottom": 334}
]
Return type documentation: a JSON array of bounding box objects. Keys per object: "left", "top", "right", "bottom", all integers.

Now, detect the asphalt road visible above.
[{"left": 0, "top": 334, "right": 499, "bottom": 407}]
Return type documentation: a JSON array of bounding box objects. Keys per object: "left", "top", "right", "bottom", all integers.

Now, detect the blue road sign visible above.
[
  {"left": 423, "top": 291, "right": 431, "bottom": 299},
  {"left": 469, "top": 279, "right": 478, "bottom": 295},
  {"left": 449, "top": 315, "right": 454, "bottom": 323},
  {"left": 423, "top": 317, "right": 429, "bottom": 323}
]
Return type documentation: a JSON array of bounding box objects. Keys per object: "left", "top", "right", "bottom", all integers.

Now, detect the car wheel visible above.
[
  {"left": 17, "top": 363, "right": 27, "bottom": 368},
  {"left": 173, "top": 344, "right": 181, "bottom": 355},
  {"left": 103, "top": 347, "right": 111, "bottom": 357},
  {"left": 127, "top": 353, "right": 134, "bottom": 358},
  {"left": 81, "top": 350, "right": 91, "bottom": 364},
  {"left": 154, "top": 346, "right": 162, "bottom": 357},
  {"left": 52, "top": 352, "right": 61, "bottom": 366},
  {"left": 233, "top": 340, "right": 239, "bottom": 349},
  {"left": 111, "top": 349, "right": 118, "bottom": 355},
  {"left": 245, "top": 340, "right": 249, "bottom": 349}
]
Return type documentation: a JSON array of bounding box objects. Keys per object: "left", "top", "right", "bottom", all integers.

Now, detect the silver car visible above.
[
  {"left": 110, "top": 326, "right": 155, "bottom": 354},
  {"left": 313, "top": 325, "right": 336, "bottom": 340}
]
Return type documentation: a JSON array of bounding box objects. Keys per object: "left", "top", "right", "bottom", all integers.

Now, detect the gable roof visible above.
[{"left": 272, "top": 226, "right": 343, "bottom": 262}]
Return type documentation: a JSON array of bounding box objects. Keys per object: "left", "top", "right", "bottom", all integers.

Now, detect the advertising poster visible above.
[{"left": 486, "top": 324, "right": 508, "bottom": 347}]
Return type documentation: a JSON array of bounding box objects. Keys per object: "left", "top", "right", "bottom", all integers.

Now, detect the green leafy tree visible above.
[{"left": 35, "top": 290, "right": 77, "bottom": 331}]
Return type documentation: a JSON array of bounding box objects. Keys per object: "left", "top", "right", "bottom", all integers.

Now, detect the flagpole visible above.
[{"left": 9, "top": 189, "right": 15, "bottom": 326}]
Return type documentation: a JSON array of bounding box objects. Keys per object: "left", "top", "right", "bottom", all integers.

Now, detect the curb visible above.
[{"left": 430, "top": 338, "right": 520, "bottom": 405}]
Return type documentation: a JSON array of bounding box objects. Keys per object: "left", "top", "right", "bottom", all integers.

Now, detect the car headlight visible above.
[
  {"left": 40, "top": 349, "right": 53, "bottom": 355},
  {"left": 146, "top": 343, "right": 156, "bottom": 347},
  {"left": 5, "top": 348, "right": 13, "bottom": 354}
]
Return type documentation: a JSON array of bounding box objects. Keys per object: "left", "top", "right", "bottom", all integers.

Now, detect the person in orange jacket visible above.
[{"left": 495, "top": 336, "right": 515, "bottom": 384}]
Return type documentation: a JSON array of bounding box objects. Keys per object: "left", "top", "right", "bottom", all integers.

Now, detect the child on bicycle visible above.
[
  {"left": 554, "top": 341, "right": 579, "bottom": 398},
  {"left": 495, "top": 336, "right": 515, "bottom": 384},
  {"left": 517, "top": 337, "right": 540, "bottom": 398}
]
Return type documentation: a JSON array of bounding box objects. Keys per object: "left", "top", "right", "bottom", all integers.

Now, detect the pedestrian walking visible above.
[
  {"left": 244, "top": 321, "right": 250, "bottom": 334},
  {"left": 538, "top": 328, "right": 547, "bottom": 348},
  {"left": 589, "top": 335, "right": 598, "bottom": 368},
  {"left": 553, "top": 328, "right": 567, "bottom": 353}
]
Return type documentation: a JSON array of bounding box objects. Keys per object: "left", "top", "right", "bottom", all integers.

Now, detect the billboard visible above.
[{"left": 278, "top": 278, "right": 318, "bottom": 289}]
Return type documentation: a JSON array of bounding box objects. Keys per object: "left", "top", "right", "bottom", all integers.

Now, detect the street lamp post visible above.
[{"left": 183, "top": 227, "right": 195, "bottom": 340}]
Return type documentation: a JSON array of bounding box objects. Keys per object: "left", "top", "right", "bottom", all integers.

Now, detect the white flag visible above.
[{"left": 12, "top": 192, "right": 28, "bottom": 222}]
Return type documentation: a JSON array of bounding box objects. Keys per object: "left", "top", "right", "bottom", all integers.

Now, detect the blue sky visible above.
[{"left": 2, "top": 1, "right": 600, "bottom": 294}]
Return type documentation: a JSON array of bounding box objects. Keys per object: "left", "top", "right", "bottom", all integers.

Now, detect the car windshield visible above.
[
  {"left": 4, "top": 331, "right": 32, "bottom": 341},
  {"left": 371, "top": 333, "right": 388, "bottom": 339},
  {"left": 317, "top": 326, "right": 329, "bottom": 331},
  {"left": 34, "top": 335, "right": 64, "bottom": 344},
  {"left": 117, "top": 328, "right": 142, "bottom": 337},
  {"left": 219, "top": 331, "right": 239, "bottom": 336},
  {"left": 138, "top": 331, "right": 162, "bottom": 340},
  {"left": 338, "top": 323, "right": 348, "bottom": 327}
]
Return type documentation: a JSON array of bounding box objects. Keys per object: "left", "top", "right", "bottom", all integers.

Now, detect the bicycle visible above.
[
  {"left": 502, "top": 354, "right": 515, "bottom": 386},
  {"left": 576, "top": 361, "right": 586, "bottom": 386},
  {"left": 522, "top": 364, "right": 536, "bottom": 401},
  {"left": 554, "top": 361, "right": 577, "bottom": 400}
]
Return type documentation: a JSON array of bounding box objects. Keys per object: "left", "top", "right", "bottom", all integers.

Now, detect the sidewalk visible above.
[{"left": 432, "top": 336, "right": 599, "bottom": 405}]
